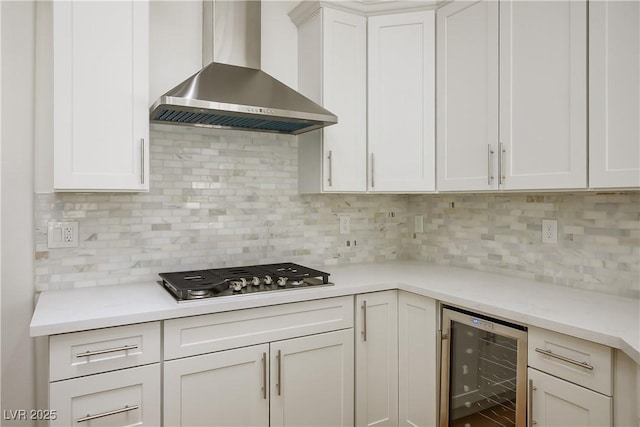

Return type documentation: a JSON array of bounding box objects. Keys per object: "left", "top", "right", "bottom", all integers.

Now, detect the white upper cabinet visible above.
[
  {"left": 368, "top": 11, "right": 436, "bottom": 192},
  {"left": 436, "top": 0, "right": 499, "bottom": 191},
  {"left": 293, "top": 4, "right": 435, "bottom": 193},
  {"left": 53, "top": 0, "right": 149, "bottom": 191},
  {"left": 296, "top": 6, "right": 367, "bottom": 193},
  {"left": 437, "top": 0, "right": 588, "bottom": 192},
  {"left": 499, "top": 0, "right": 587, "bottom": 190},
  {"left": 589, "top": 1, "right": 640, "bottom": 189}
]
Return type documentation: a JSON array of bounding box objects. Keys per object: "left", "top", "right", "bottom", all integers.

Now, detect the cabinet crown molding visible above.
[{"left": 289, "top": 0, "right": 436, "bottom": 26}]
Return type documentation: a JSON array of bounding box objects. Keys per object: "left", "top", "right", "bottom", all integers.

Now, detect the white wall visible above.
[{"left": 1, "top": 1, "right": 36, "bottom": 425}]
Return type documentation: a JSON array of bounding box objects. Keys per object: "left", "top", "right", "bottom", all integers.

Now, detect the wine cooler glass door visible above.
[{"left": 440, "top": 307, "right": 527, "bottom": 427}]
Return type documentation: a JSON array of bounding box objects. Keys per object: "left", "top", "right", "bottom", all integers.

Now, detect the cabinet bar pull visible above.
[
  {"left": 77, "top": 405, "right": 139, "bottom": 423},
  {"left": 140, "top": 138, "right": 145, "bottom": 184},
  {"left": 534, "top": 348, "right": 594, "bottom": 370},
  {"left": 498, "top": 142, "right": 505, "bottom": 185},
  {"left": 327, "top": 150, "right": 333, "bottom": 187},
  {"left": 76, "top": 344, "right": 138, "bottom": 358},
  {"left": 276, "top": 349, "right": 282, "bottom": 396},
  {"left": 261, "top": 352, "right": 267, "bottom": 400},
  {"left": 487, "top": 144, "right": 495, "bottom": 185},
  {"left": 370, "top": 153, "right": 375, "bottom": 188},
  {"left": 528, "top": 379, "right": 537, "bottom": 426},
  {"left": 362, "top": 300, "right": 367, "bottom": 342}
]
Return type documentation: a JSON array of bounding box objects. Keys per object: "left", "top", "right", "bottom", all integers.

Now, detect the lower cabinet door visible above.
[
  {"left": 355, "top": 291, "right": 399, "bottom": 427},
  {"left": 163, "top": 344, "right": 270, "bottom": 427},
  {"left": 398, "top": 292, "right": 437, "bottom": 427},
  {"left": 270, "top": 329, "right": 354, "bottom": 427},
  {"left": 49, "top": 364, "right": 160, "bottom": 427},
  {"left": 528, "top": 368, "right": 612, "bottom": 427}
]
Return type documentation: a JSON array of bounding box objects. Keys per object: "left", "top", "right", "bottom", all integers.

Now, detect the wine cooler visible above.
[{"left": 440, "top": 306, "right": 528, "bottom": 427}]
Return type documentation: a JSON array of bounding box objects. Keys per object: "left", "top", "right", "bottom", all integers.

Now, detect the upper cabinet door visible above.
[
  {"left": 436, "top": 0, "right": 499, "bottom": 191},
  {"left": 322, "top": 8, "right": 368, "bottom": 192},
  {"left": 53, "top": 1, "right": 149, "bottom": 191},
  {"left": 499, "top": 0, "right": 587, "bottom": 190},
  {"left": 589, "top": 1, "right": 640, "bottom": 189},
  {"left": 368, "top": 11, "right": 436, "bottom": 192}
]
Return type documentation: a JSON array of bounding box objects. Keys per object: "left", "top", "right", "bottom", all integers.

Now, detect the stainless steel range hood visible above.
[{"left": 150, "top": 1, "right": 337, "bottom": 135}]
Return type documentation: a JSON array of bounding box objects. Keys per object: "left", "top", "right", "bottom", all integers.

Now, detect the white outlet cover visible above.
[
  {"left": 414, "top": 215, "right": 424, "bottom": 233},
  {"left": 542, "top": 219, "right": 558, "bottom": 244},
  {"left": 339, "top": 216, "right": 350, "bottom": 235},
  {"left": 48, "top": 221, "right": 78, "bottom": 248}
]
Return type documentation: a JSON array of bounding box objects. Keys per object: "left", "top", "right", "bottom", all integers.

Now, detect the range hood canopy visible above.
[{"left": 150, "top": 1, "right": 337, "bottom": 135}]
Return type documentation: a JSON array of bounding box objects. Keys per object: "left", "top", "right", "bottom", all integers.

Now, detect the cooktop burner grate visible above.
[{"left": 159, "top": 262, "right": 332, "bottom": 302}]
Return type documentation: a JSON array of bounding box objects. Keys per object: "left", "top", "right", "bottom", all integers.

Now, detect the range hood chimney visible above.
[{"left": 149, "top": 1, "right": 337, "bottom": 135}]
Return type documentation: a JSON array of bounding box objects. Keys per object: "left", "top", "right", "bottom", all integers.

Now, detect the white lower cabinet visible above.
[
  {"left": 355, "top": 291, "right": 399, "bottom": 427},
  {"left": 398, "top": 292, "right": 437, "bottom": 427},
  {"left": 164, "top": 330, "right": 354, "bottom": 427},
  {"left": 50, "top": 363, "right": 161, "bottom": 427},
  {"left": 270, "top": 329, "right": 354, "bottom": 427},
  {"left": 354, "top": 291, "right": 438, "bottom": 427},
  {"left": 528, "top": 368, "right": 612, "bottom": 427},
  {"left": 164, "top": 344, "right": 270, "bottom": 427}
]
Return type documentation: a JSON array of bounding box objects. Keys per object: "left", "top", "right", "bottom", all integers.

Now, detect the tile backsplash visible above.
[
  {"left": 35, "top": 125, "right": 639, "bottom": 297},
  {"left": 34, "top": 125, "right": 407, "bottom": 291},
  {"left": 404, "top": 193, "right": 640, "bottom": 298}
]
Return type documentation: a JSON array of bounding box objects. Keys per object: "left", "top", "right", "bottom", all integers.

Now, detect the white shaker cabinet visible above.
[
  {"left": 47, "top": 322, "right": 162, "bottom": 427},
  {"left": 589, "top": 1, "right": 640, "bottom": 189},
  {"left": 355, "top": 291, "right": 399, "bottom": 427},
  {"left": 437, "top": 0, "right": 587, "bottom": 191},
  {"left": 164, "top": 331, "right": 354, "bottom": 427},
  {"left": 270, "top": 330, "right": 354, "bottom": 427},
  {"left": 164, "top": 345, "right": 270, "bottom": 427},
  {"left": 163, "top": 297, "right": 354, "bottom": 427},
  {"left": 296, "top": 6, "right": 367, "bottom": 193},
  {"left": 368, "top": 11, "right": 436, "bottom": 192},
  {"left": 527, "top": 368, "right": 612, "bottom": 427},
  {"left": 436, "top": 0, "right": 499, "bottom": 191},
  {"left": 499, "top": 0, "right": 587, "bottom": 190},
  {"left": 398, "top": 291, "right": 437, "bottom": 427},
  {"left": 53, "top": 0, "right": 149, "bottom": 191},
  {"left": 528, "top": 327, "right": 613, "bottom": 427}
]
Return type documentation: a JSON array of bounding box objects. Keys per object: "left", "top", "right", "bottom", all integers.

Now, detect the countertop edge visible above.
[{"left": 30, "top": 265, "right": 640, "bottom": 365}]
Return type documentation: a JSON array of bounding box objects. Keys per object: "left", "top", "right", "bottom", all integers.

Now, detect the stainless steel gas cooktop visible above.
[{"left": 159, "top": 262, "right": 333, "bottom": 301}]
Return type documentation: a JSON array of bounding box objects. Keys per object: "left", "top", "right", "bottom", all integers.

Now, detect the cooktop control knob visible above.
[
  {"left": 264, "top": 275, "right": 273, "bottom": 285},
  {"left": 277, "top": 277, "right": 288, "bottom": 287},
  {"left": 251, "top": 277, "right": 261, "bottom": 287}
]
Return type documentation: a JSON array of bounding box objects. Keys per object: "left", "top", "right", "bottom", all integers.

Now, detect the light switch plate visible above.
[
  {"left": 48, "top": 221, "right": 78, "bottom": 248},
  {"left": 414, "top": 215, "right": 424, "bottom": 233}
]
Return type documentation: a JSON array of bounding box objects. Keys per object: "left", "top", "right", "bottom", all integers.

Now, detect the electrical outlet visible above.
[
  {"left": 542, "top": 219, "right": 558, "bottom": 244},
  {"left": 414, "top": 215, "right": 424, "bottom": 233},
  {"left": 339, "top": 216, "right": 350, "bottom": 235},
  {"left": 48, "top": 221, "right": 78, "bottom": 248}
]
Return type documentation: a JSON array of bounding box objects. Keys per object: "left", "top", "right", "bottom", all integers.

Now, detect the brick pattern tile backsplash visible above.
[
  {"left": 403, "top": 193, "right": 640, "bottom": 298},
  {"left": 34, "top": 125, "right": 407, "bottom": 291},
  {"left": 35, "top": 125, "right": 639, "bottom": 297}
]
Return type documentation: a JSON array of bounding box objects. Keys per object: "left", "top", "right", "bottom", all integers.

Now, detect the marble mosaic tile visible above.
[
  {"left": 34, "top": 125, "right": 407, "bottom": 291},
  {"left": 403, "top": 193, "right": 640, "bottom": 298},
  {"left": 34, "top": 125, "right": 639, "bottom": 298}
]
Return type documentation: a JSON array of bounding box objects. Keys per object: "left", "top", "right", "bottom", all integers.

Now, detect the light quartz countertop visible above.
[{"left": 30, "top": 261, "right": 640, "bottom": 364}]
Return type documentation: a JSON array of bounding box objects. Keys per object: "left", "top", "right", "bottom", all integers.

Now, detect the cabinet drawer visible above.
[
  {"left": 49, "top": 322, "right": 160, "bottom": 381},
  {"left": 164, "top": 296, "right": 354, "bottom": 360},
  {"left": 528, "top": 327, "right": 612, "bottom": 395},
  {"left": 50, "top": 364, "right": 160, "bottom": 427}
]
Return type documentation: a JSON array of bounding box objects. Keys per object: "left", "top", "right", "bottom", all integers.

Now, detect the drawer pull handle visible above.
[
  {"left": 362, "top": 300, "right": 367, "bottom": 342},
  {"left": 276, "top": 349, "right": 282, "bottom": 396},
  {"left": 76, "top": 344, "right": 139, "bottom": 358},
  {"left": 534, "top": 348, "right": 594, "bottom": 370},
  {"left": 77, "top": 405, "right": 139, "bottom": 423},
  {"left": 262, "top": 352, "right": 267, "bottom": 400}
]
